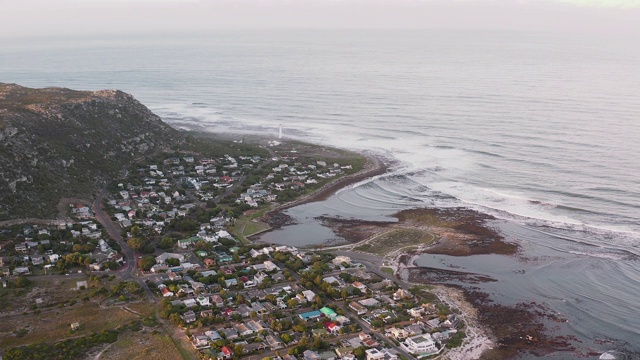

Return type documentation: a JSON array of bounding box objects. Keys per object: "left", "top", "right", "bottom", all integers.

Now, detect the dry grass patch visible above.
[
  {"left": 354, "top": 228, "right": 436, "bottom": 256},
  {"left": 97, "top": 329, "right": 184, "bottom": 360},
  {"left": 0, "top": 302, "right": 140, "bottom": 348}
]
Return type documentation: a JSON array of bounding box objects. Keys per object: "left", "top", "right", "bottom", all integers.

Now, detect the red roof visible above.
[
  {"left": 323, "top": 321, "right": 338, "bottom": 331},
  {"left": 221, "top": 346, "right": 232, "bottom": 355}
]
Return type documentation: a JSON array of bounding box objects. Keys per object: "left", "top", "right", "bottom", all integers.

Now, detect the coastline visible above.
[
  {"left": 203, "top": 133, "right": 572, "bottom": 359},
  {"left": 253, "top": 145, "right": 499, "bottom": 358},
  {"left": 274, "top": 151, "right": 389, "bottom": 211}
]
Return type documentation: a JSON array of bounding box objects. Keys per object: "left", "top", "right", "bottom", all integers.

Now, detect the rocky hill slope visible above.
[{"left": 0, "top": 83, "right": 184, "bottom": 221}]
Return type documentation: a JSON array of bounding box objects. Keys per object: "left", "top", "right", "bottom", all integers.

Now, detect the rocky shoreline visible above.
[{"left": 259, "top": 151, "right": 582, "bottom": 358}]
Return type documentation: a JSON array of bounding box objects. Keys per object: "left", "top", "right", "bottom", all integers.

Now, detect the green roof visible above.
[{"left": 320, "top": 307, "right": 337, "bottom": 317}]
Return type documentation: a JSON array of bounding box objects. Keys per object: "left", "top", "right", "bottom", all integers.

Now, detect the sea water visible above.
[{"left": 1, "top": 30, "right": 639, "bottom": 356}]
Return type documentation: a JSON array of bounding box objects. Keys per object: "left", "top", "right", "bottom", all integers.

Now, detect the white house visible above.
[
  {"left": 402, "top": 334, "right": 438, "bottom": 355},
  {"left": 302, "top": 290, "right": 316, "bottom": 303},
  {"left": 197, "top": 296, "right": 211, "bottom": 307}
]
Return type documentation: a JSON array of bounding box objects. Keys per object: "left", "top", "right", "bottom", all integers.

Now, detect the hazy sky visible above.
[{"left": 1, "top": 0, "right": 639, "bottom": 39}]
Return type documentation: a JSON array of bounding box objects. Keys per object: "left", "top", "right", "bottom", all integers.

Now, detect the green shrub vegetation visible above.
[{"left": 4, "top": 330, "right": 119, "bottom": 360}]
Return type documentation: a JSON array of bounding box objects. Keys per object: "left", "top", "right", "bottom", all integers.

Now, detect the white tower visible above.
[{"left": 278, "top": 124, "right": 283, "bottom": 139}]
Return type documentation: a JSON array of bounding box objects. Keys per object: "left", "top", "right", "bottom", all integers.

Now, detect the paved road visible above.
[
  {"left": 94, "top": 189, "right": 160, "bottom": 302},
  {"left": 93, "top": 189, "right": 135, "bottom": 280}
]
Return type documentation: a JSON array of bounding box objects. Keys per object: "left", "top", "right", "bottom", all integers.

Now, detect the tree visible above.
[
  {"left": 127, "top": 237, "right": 147, "bottom": 252},
  {"left": 157, "top": 237, "right": 174, "bottom": 250},
  {"left": 341, "top": 288, "right": 349, "bottom": 300},
  {"left": 165, "top": 258, "right": 180, "bottom": 267},
  {"left": 139, "top": 256, "right": 157, "bottom": 271},
  {"left": 353, "top": 346, "right": 366, "bottom": 360},
  {"left": 287, "top": 299, "right": 298, "bottom": 309},
  {"left": 142, "top": 244, "right": 155, "bottom": 254},
  {"left": 281, "top": 333, "right": 293, "bottom": 344},
  {"left": 14, "top": 276, "right": 31, "bottom": 288}
]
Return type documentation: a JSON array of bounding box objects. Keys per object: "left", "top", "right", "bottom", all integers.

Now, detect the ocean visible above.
[{"left": 1, "top": 30, "right": 639, "bottom": 357}]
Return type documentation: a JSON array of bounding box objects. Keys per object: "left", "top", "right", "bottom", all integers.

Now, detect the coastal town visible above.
[{"left": 0, "top": 142, "right": 470, "bottom": 360}]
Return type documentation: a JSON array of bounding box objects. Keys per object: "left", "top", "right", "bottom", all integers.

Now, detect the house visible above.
[
  {"left": 323, "top": 321, "right": 341, "bottom": 334},
  {"left": 246, "top": 319, "right": 265, "bottom": 332},
  {"left": 421, "top": 303, "right": 437, "bottom": 314},
  {"left": 299, "top": 310, "right": 322, "bottom": 321},
  {"left": 408, "top": 307, "right": 424, "bottom": 318},
  {"left": 211, "top": 294, "right": 224, "bottom": 308},
  {"left": 386, "top": 327, "right": 409, "bottom": 340},
  {"left": 237, "top": 304, "right": 253, "bottom": 317},
  {"left": 335, "top": 347, "right": 354, "bottom": 358},
  {"left": 14, "top": 267, "right": 30, "bottom": 275},
  {"left": 220, "top": 346, "right": 233, "bottom": 359},
  {"left": 320, "top": 306, "right": 338, "bottom": 320},
  {"left": 358, "top": 298, "right": 380, "bottom": 308},
  {"left": 161, "top": 287, "right": 174, "bottom": 297},
  {"left": 222, "top": 308, "right": 237, "bottom": 317},
  {"left": 443, "top": 314, "right": 460, "bottom": 328},
  {"left": 263, "top": 260, "right": 278, "bottom": 271},
  {"left": 191, "top": 281, "right": 206, "bottom": 293},
  {"left": 205, "top": 330, "right": 222, "bottom": 341},
  {"left": 200, "top": 310, "right": 214, "bottom": 318},
  {"left": 425, "top": 318, "right": 440, "bottom": 330},
  {"left": 233, "top": 323, "right": 253, "bottom": 336},
  {"left": 197, "top": 296, "right": 211, "bottom": 306},
  {"left": 15, "top": 244, "right": 27, "bottom": 253},
  {"left": 254, "top": 272, "right": 268, "bottom": 284},
  {"left": 401, "top": 334, "right": 438, "bottom": 355},
  {"left": 70, "top": 322, "right": 80, "bottom": 331},
  {"left": 393, "top": 289, "right": 412, "bottom": 301},
  {"left": 362, "top": 339, "right": 379, "bottom": 348},
  {"left": 332, "top": 256, "right": 351, "bottom": 266},
  {"left": 302, "top": 290, "right": 316, "bottom": 303},
  {"left": 352, "top": 281, "right": 367, "bottom": 293},
  {"left": 319, "top": 351, "right": 337, "bottom": 360},
  {"left": 404, "top": 324, "right": 423, "bottom": 336},
  {"left": 251, "top": 302, "right": 267, "bottom": 315},
  {"left": 349, "top": 301, "right": 367, "bottom": 315},
  {"left": 364, "top": 349, "right": 385, "bottom": 360},
  {"left": 244, "top": 342, "right": 267, "bottom": 352},
  {"left": 192, "top": 335, "right": 211, "bottom": 349},
  {"left": 204, "top": 258, "right": 216, "bottom": 268},
  {"left": 265, "top": 334, "right": 284, "bottom": 350},
  {"left": 323, "top": 276, "right": 341, "bottom": 286},
  {"left": 220, "top": 328, "right": 238, "bottom": 340},
  {"left": 432, "top": 329, "right": 457, "bottom": 342},
  {"left": 200, "top": 269, "right": 217, "bottom": 277},
  {"left": 379, "top": 295, "right": 397, "bottom": 307},
  {"left": 183, "top": 298, "right": 197, "bottom": 308},
  {"left": 168, "top": 272, "right": 182, "bottom": 281},
  {"left": 335, "top": 315, "right": 351, "bottom": 325},
  {"left": 181, "top": 310, "right": 197, "bottom": 324},
  {"left": 369, "top": 349, "right": 397, "bottom": 360},
  {"left": 303, "top": 350, "right": 322, "bottom": 360}
]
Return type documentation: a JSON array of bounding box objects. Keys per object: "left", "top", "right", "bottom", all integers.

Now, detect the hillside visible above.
[{"left": 0, "top": 83, "right": 185, "bottom": 221}]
